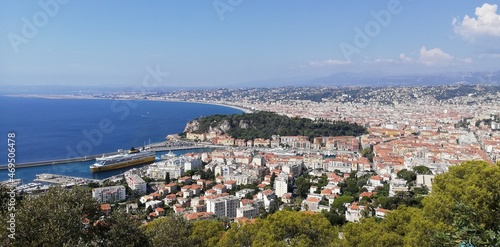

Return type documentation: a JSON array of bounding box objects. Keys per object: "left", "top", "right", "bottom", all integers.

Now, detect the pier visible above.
[
  {"left": 0, "top": 153, "right": 115, "bottom": 170},
  {"left": 0, "top": 143, "right": 207, "bottom": 170}
]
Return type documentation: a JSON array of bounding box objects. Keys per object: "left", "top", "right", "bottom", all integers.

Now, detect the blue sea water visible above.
[{"left": 0, "top": 96, "right": 242, "bottom": 183}]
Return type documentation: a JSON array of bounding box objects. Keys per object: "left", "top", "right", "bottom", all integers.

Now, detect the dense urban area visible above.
[{"left": 2, "top": 84, "right": 500, "bottom": 246}]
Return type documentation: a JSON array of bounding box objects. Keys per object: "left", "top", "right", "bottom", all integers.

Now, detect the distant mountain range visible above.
[
  {"left": 3, "top": 71, "right": 499, "bottom": 95},
  {"left": 237, "top": 70, "right": 500, "bottom": 88}
]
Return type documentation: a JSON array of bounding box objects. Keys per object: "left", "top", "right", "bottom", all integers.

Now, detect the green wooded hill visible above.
[{"left": 188, "top": 111, "right": 367, "bottom": 140}]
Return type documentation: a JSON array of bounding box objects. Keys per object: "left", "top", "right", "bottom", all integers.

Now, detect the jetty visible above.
[
  {"left": 0, "top": 153, "right": 117, "bottom": 170},
  {"left": 0, "top": 143, "right": 206, "bottom": 170}
]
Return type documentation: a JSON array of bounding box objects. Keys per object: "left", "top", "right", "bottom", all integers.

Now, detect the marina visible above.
[{"left": 34, "top": 173, "right": 102, "bottom": 186}]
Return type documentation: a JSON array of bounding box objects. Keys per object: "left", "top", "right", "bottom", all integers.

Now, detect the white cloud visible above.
[
  {"left": 399, "top": 47, "right": 472, "bottom": 66},
  {"left": 307, "top": 59, "right": 351, "bottom": 67},
  {"left": 399, "top": 53, "right": 413, "bottom": 63},
  {"left": 454, "top": 3, "right": 500, "bottom": 41},
  {"left": 376, "top": 58, "right": 395, "bottom": 63},
  {"left": 418, "top": 47, "right": 455, "bottom": 66}
]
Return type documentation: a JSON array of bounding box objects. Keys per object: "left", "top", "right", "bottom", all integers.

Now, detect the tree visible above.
[
  {"left": 87, "top": 182, "right": 100, "bottom": 188},
  {"left": 321, "top": 209, "right": 346, "bottom": 227},
  {"left": 341, "top": 160, "right": 500, "bottom": 247},
  {"left": 142, "top": 214, "right": 193, "bottom": 247},
  {"left": 339, "top": 173, "right": 365, "bottom": 197},
  {"left": 423, "top": 160, "right": 500, "bottom": 245},
  {"left": 412, "top": 165, "right": 432, "bottom": 175},
  {"left": 219, "top": 210, "right": 339, "bottom": 247},
  {"left": 165, "top": 172, "right": 171, "bottom": 184},
  {"left": 0, "top": 185, "right": 23, "bottom": 214},
  {"left": 435, "top": 202, "right": 500, "bottom": 246},
  {"left": 0, "top": 186, "right": 99, "bottom": 246},
  {"left": 341, "top": 217, "right": 386, "bottom": 247},
  {"left": 0, "top": 186, "right": 151, "bottom": 247},
  {"left": 317, "top": 174, "right": 328, "bottom": 189},
  {"left": 361, "top": 147, "right": 374, "bottom": 163},
  {"left": 295, "top": 175, "right": 311, "bottom": 198},
  {"left": 270, "top": 172, "right": 276, "bottom": 187},
  {"left": 342, "top": 206, "right": 447, "bottom": 247},
  {"left": 396, "top": 169, "right": 416, "bottom": 183},
  {"left": 218, "top": 220, "right": 259, "bottom": 247},
  {"left": 413, "top": 185, "right": 429, "bottom": 195},
  {"left": 189, "top": 220, "right": 225, "bottom": 247},
  {"left": 331, "top": 195, "right": 353, "bottom": 214},
  {"left": 96, "top": 209, "right": 150, "bottom": 247},
  {"left": 188, "top": 111, "right": 367, "bottom": 141},
  {"left": 375, "top": 183, "right": 389, "bottom": 197}
]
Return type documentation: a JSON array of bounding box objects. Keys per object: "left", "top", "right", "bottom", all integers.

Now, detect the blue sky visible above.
[{"left": 1, "top": 0, "right": 500, "bottom": 87}]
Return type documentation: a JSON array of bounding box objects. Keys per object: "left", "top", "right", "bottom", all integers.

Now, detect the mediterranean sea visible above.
[{"left": 0, "top": 96, "right": 243, "bottom": 183}]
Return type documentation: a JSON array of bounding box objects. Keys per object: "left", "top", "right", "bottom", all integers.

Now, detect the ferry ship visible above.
[{"left": 90, "top": 148, "right": 156, "bottom": 172}]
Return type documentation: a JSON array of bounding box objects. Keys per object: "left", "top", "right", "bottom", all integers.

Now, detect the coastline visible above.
[
  {"left": 162, "top": 100, "right": 253, "bottom": 114},
  {"left": 4, "top": 94, "right": 253, "bottom": 113},
  {"left": 4, "top": 94, "right": 100, "bottom": 100}
]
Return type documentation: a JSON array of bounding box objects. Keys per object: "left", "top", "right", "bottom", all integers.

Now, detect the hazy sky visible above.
[{"left": 1, "top": 1, "right": 500, "bottom": 87}]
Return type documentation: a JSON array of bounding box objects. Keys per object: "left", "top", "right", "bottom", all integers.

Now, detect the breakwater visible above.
[{"left": 0, "top": 144, "right": 205, "bottom": 170}]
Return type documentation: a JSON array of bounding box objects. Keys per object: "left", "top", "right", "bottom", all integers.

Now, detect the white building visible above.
[
  {"left": 416, "top": 175, "right": 435, "bottom": 192},
  {"left": 369, "top": 175, "right": 383, "bottom": 187},
  {"left": 92, "top": 185, "right": 126, "bottom": 203},
  {"left": 144, "top": 200, "right": 163, "bottom": 211},
  {"left": 146, "top": 159, "right": 185, "bottom": 180},
  {"left": 206, "top": 195, "right": 240, "bottom": 218},
  {"left": 323, "top": 161, "right": 352, "bottom": 173},
  {"left": 236, "top": 205, "right": 259, "bottom": 219},
  {"left": 184, "top": 157, "right": 202, "bottom": 171},
  {"left": 236, "top": 188, "right": 255, "bottom": 199},
  {"left": 274, "top": 172, "right": 288, "bottom": 198},
  {"left": 282, "top": 163, "right": 302, "bottom": 177},
  {"left": 126, "top": 174, "right": 147, "bottom": 195},
  {"left": 345, "top": 203, "right": 366, "bottom": 222},
  {"left": 256, "top": 189, "right": 275, "bottom": 211},
  {"left": 224, "top": 173, "right": 256, "bottom": 185},
  {"left": 389, "top": 178, "right": 408, "bottom": 197}
]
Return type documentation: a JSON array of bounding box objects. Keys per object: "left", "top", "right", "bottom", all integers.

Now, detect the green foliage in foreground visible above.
[
  {"left": 189, "top": 111, "right": 367, "bottom": 140},
  {"left": 0, "top": 186, "right": 148, "bottom": 247},
  {"left": 218, "top": 210, "right": 339, "bottom": 247},
  {"left": 1, "top": 161, "right": 497, "bottom": 246},
  {"left": 342, "top": 160, "right": 500, "bottom": 246}
]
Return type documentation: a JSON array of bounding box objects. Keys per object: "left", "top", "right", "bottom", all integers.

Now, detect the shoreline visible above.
[
  {"left": 4, "top": 94, "right": 253, "bottom": 113},
  {"left": 159, "top": 99, "right": 253, "bottom": 114}
]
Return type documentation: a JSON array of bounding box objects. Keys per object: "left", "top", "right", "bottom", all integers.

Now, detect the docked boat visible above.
[
  {"left": 160, "top": 150, "right": 176, "bottom": 160},
  {"left": 90, "top": 148, "right": 155, "bottom": 172}
]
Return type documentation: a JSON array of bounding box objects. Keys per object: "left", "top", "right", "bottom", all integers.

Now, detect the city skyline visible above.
[{"left": 1, "top": 1, "right": 500, "bottom": 87}]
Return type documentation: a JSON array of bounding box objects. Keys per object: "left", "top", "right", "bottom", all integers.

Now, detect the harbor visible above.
[
  {"left": 34, "top": 173, "right": 102, "bottom": 186},
  {"left": 0, "top": 141, "right": 218, "bottom": 188},
  {"left": 0, "top": 141, "right": 204, "bottom": 170},
  {"left": 5, "top": 174, "right": 104, "bottom": 194}
]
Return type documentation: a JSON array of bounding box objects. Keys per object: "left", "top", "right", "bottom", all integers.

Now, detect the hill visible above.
[
  {"left": 183, "top": 111, "right": 367, "bottom": 140},
  {"left": 235, "top": 70, "right": 500, "bottom": 88}
]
